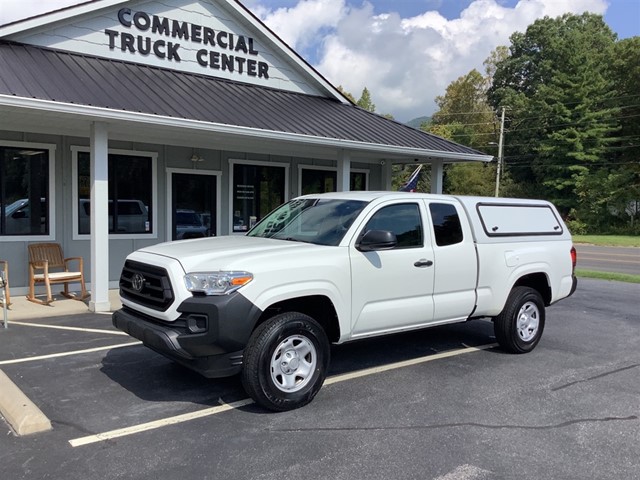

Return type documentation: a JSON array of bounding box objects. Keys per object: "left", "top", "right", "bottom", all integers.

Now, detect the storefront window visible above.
[
  {"left": 350, "top": 171, "right": 367, "bottom": 191},
  {"left": 301, "top": 169, "right": 336, "bottom": 195},
  {"left": 233, "top": 163, "right": 285, "bottom": 232},
  {"left": 0, "top": 146, "right": 49, "bottom": 236},
  {"left": 301, "top": 168, "right": 368, "bottom": 195},
  {"left": 77, "top": 152, "right": 153, "bottom": 234}
]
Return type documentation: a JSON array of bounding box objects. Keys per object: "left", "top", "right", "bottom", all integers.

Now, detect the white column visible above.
[
  {"left": 383, "top": 161, "right": 393, "bottom": 190},
  {"left": 336, "top": 150, "right": 351, "bottom": 192},
  {"left": 89, "top": 122, "right": 111, "bottom": 312},
  {"left": 430, "top": 159, "right": 444, "bottom": 194}
]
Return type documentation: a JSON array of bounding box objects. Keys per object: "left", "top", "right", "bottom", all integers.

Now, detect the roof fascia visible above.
[
  {"left": 0, "top": 0, "right": 130, "bottom": 36},
  {"left": 0, "top": 94, "right": 492, "bottom": 162}
]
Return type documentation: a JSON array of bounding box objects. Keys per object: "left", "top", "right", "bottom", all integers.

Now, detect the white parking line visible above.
[
  {"left": 0, "top": 342, "right": 142, "bottom": 366},
  {"left": 324, "top": 343, "right": 497, "bottom": 385},
  {"left": 9, "top": 321, "right": 128, "bottom": 335},
  {"left": 68, "top": 342, "right": 498, "bottom": 447},
  {"left": 69, "top": 398, "right": 255, "bottom": 447}
]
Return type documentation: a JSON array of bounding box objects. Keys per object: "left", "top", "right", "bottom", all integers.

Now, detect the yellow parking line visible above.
[
  {"left": 577, "top": 256, "right": 640, "bottom": 265},
  {"left": 68, "top": 342, "right": 497, "bottom": 447},
  {"left": 0, "top": 342, "right": 142, "bottom": 365},
  {"left": 577, "top": 251, "right": 639, "bottom": 258}
]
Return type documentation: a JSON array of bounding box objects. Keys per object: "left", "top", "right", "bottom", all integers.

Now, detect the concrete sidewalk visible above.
[{"left": 1, "top": 289, "right": 122, "bottom": 322}]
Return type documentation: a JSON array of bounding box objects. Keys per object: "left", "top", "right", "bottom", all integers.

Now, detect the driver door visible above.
[{"left": 349, "top": 201, "right": 435, "bottom": 337}]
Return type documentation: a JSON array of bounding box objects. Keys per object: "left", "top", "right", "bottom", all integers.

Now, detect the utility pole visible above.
[{"left": 495, "top": 106, "right": 505, "bottom": 197}]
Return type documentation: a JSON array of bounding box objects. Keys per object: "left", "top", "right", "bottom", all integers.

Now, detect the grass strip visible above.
[
  {"left": 573, "top": 235, "right": 640, "bottom": 247},
  {"left": 575, "top": 269, "right": 640, "bottom": 284}
]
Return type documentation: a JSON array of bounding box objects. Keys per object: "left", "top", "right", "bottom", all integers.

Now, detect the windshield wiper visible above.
[{"left": 275, "top": 236, "right": 312, "bottom": 244}]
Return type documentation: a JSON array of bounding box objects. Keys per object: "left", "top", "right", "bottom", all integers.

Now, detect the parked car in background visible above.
[
  {"left": 2, "top": 197, "right": 47, "bottom": 235},
  {"left": 78, "top": 199, "right": 149, "bottom": 234},
  {"left": 175, "top": 209, "right": 208, "bottom": 239}
]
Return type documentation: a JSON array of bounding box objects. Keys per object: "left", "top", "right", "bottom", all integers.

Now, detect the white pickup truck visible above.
[{"left": 113, "top": 191, "right": 577, "bottom": 411}]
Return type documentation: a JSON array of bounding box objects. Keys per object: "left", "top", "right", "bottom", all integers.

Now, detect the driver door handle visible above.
[{"left": 414, "top": 259, "right": 433, "bottom": 267}]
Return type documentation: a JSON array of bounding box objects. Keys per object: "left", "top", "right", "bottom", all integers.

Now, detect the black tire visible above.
[
  {"left": 241, "top": 312, "right": 330, "bottom": 411},
  {"left": 493, "top": 286, "right": 545, "bottom": 354}
]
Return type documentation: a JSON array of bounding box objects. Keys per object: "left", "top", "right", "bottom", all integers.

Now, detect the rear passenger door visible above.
[
  {"left": 349, "top": 201, "right": 435, "bottom": 337},
  {"left": 426, "top": 201, "right": 478, "bottom": 322}
]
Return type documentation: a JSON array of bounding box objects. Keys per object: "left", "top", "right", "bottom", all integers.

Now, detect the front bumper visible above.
[{"left": 112, "top": 292, "right": 262, "bottom": 378}]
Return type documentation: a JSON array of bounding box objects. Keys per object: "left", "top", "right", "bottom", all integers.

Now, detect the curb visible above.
[{"left": 0, "top": 369, "right": 52, "bottom": 436}]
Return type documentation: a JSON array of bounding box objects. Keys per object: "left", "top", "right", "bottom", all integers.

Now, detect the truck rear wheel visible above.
[
  {"left": 242, "top": 312, "right": 330, "bottom": 411},
  {"left": 493, "top": 286, "right": 545, "bottom": 354}
]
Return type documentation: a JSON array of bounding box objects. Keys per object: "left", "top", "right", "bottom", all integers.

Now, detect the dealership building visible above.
[{"left": 0, "top": 0, "right": 491, "bottom": 311}]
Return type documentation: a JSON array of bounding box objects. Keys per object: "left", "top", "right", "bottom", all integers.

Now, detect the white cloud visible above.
[
  {"left": 0, "top": 0, "right": 81, "bottom": 25},
  {"left": 255, "top": 0, "right": 609, "bottom": 121},
  {"left": 254, "top": 0, "right": 347, "bottom": 51}
]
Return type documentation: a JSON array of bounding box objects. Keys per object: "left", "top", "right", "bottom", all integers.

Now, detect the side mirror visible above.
[{"left": 356, "top": 230, "right": 397, "bottom": 252}]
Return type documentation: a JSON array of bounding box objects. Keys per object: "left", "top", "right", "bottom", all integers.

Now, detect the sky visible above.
[{"left": 1, "top": 0, "right": 638, "bottom": 121}]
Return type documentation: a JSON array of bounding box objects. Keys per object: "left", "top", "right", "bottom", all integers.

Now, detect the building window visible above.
[
  {"left": 77, "top": 151, "right": 153, "bottom": 235},
  {"left": 0, "top": 145, "right": 52, "bottom": 237},
  {"left": 301, "top": 168, "right": 335, "bottom": 195},
  {"left": 350, "top": 171, "right": 367, "bottom": 191},
  {"left": 362, "top": 203, "right": 423, "bottom": 248},
  {"left": 232, "top": 162, "right": 286, "bottom": 232},
  {"left": 300, "top": 167, "right": 368, "bottom": 195},
  {"left": 429, "top": 203, "right": 463, "bottom": 246}
]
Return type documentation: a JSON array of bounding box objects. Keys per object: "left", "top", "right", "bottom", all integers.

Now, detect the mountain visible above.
[{"left": 405, "top": 116, "right": 431, "bottom": 129}]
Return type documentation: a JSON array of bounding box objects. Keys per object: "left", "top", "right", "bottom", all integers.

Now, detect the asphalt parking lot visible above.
[{"left": 1, "top": 278, "right": 639, "bottom": 480}]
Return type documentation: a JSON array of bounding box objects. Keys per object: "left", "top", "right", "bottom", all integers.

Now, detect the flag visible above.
[{"left": 399, "top": 165, "right": 422, "bottom": 192}]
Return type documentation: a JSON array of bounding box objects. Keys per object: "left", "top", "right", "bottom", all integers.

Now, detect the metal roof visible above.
[{"left": 0, "top": 41, "right": 484, "bottom": 158}]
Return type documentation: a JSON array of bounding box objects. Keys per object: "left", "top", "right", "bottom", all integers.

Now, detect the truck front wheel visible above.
[
  {"left": 242, "top": 312, "right": 330, "bottom": 411},
  {"left": 493, "top": 286, "right": 545, "bottom": 354}
]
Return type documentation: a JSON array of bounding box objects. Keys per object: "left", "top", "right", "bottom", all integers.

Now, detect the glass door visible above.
[{"left": 171, "top": 172, "right": 217, "bottom": 240}]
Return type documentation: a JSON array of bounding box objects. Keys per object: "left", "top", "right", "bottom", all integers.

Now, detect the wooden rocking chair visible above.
[{"left": 27, "top": 243, "right": 89, "bottom": 305}]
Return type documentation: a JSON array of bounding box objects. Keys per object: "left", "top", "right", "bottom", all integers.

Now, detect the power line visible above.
[
  {"left": 440, "top": 113, "right": 640, "bottom": 138},
  {"left": 431, "top": 94, "right": 640, "bottom": 118}
]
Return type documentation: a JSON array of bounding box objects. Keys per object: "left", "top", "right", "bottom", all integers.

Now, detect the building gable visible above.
[{"left": 0, "top": 0, "right": 342, "bottom": 98}]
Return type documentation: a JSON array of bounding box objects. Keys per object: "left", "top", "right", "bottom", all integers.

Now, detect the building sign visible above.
[{"left": 104, "top": 8, "right": 269, "bottom": 79}]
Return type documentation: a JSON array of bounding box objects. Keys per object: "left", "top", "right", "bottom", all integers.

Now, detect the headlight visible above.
[{"left": 184, "top": 271, "right": 253, "bottom": 295}]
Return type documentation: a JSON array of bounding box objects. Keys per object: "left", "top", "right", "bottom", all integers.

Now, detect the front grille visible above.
[{"left": 120, "top": 260, "right": 174, "bottom": 311}]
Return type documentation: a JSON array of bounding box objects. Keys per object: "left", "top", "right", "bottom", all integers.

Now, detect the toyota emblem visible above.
[{"left": 131, "top": 273, "right": 146, "bottom": 292}]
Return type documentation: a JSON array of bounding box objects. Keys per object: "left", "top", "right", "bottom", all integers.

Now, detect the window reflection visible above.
[
  {"left": 301, "top": 169, "right": 367, "bottom": 195},
  {"left": 77, "top": 152, "right": 152, "bottom": 234},
  {"left": 0, "top": 147, "right": 49, "bottom": 236},
  {"left": 233, "top": 164, "right": 285, "bottom": 232}
]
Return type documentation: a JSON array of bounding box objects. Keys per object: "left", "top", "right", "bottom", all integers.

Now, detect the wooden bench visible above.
[{"left": 27, "top": 243, "right": 89, "bottom": 305}]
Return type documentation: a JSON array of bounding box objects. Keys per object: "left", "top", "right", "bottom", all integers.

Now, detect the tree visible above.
[
  {"left": 337, "top": 85, "right": 356, "bottom": 103},
  {"left": 430, "top": 69, "right": 496, "bottom": 150},
  {"left": 423, "top": 66, "right": 501, "bottom": 196},
  {"left": 356, "top": 87, "right": 376, "bottom": 112},
  {"left": 488, "top": 13, "right": 622, "bottom": 223},
  {"left": 606, "top": 37, "right": 640, "bottom": 231}
]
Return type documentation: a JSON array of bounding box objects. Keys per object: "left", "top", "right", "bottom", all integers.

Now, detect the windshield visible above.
[{"left": 248, "top": 198, "right": 368, "bottom": 246}]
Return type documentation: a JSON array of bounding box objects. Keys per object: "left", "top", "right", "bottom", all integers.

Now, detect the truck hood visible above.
[{"left": 136, "top": 235, "right": 321, "bottom": 273}]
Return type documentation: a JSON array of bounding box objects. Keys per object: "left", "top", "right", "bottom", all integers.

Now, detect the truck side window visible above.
[
  {"left": 429, "top": 203, "right": 463, "bottom": 246},
  {"left": 364, "top": 203, "right": 423, "bottom": 248}
]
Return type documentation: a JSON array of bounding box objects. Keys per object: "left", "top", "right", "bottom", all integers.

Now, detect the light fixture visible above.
[{"left": 190, "top": 150, "right": 205, "bottom": 168}]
